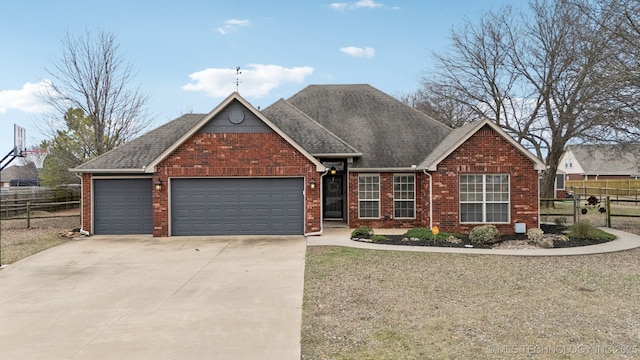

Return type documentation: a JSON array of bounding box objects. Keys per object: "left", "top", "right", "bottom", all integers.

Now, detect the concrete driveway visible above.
[{"left": 0, "top": 235, "right": 307, "bottom": 360}]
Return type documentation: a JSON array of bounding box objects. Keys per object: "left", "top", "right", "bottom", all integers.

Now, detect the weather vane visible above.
[{"left": 235, "top": 66, "right": 242, "bottom": 93}]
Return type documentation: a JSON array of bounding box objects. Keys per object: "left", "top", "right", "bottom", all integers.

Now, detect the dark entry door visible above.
[{"left": 323, "top": 175, "right": 343, "bottom": 219}]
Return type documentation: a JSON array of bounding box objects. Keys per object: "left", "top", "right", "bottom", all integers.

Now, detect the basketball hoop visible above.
[{"left": 21, "top": 149, "right": 47, "bottom": 168}]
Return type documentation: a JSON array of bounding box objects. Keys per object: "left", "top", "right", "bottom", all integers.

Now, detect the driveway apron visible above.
[{"left": 0, "top": 235, "right": 307, "bottom": 360}]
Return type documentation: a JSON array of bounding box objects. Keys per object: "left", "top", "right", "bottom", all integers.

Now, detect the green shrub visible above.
[
  {"left": 351, "top": 226, "right": 373, "bottom": 239},
  {"left": 568, "top": 221, "right": 598, "bottom": 239},
  {"left": 469, "top": 225, "right": 500, "bottom": 246},
  {"left": 567, "top": 221, "right": 616, "bottom": 241},
  {"left": 370, "top": 234, "right": 389, "bottom": 242},
  {"left": 404, "top": 227, "right": 432, "bottom": 240}
]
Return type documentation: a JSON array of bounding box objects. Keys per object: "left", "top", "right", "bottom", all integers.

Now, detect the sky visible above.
[{"left": 0, "top": 0, "right": 516, "bottom": 155}]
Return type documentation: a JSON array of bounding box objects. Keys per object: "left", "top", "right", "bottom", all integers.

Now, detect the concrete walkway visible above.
[
  {"left": 308, "top": 227, "right": 640, "bottom": 256},
  {"left": 0, "top": 235, "right": 307, "bottom": 360}
]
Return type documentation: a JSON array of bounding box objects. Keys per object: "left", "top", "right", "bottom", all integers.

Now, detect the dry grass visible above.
[
  {"left": 302, "top": 247, "right": 640, "bottom": 359},
  {"left": 1, "top": 212, "right": 80, "bottom": 265}
]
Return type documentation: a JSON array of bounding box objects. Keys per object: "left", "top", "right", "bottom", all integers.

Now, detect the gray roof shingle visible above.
[
  {"left": 261, "top": 99, "right": 361, "bottom": 156},
  {"left": 568, "top": 144, "right": 640, "bottom": 176},
  {"left": 72, "top": 114, "right": 205, "bottom": 171},
  {"left": 285, "top": 84, "right": 452, "bottom": 169}
]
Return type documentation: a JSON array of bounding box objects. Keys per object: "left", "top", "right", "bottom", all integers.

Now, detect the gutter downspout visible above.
[
  {"left": 74, "top": 173, "right": 90, "bottom": 235},
  {"left": 423, "top": 169, "right": 433, "bottom": 230},
  {"left": 305, "top": 169, "right": 329, "bottom": 236}
]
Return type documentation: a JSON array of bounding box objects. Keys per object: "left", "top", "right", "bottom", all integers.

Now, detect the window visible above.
[
  {"left": 460, "top": 174, "right": 510, "bottom": 223},
  {"left": 358, "top": 174, "right": 379, "bottom": 218},
  {"left": 555, "top": 173, "right": 565, "bottom": 190},
  {"left": 394, "top": 174, "right": 415, "bottom": 218}
]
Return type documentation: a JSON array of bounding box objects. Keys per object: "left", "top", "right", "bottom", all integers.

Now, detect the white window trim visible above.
[
  {"left": 555, "top": 173, "right": 565, "bottom": 190},
  {"left": 393, "top": 173, "right": 416, "bottom": 219},
  {"left": 460, "top": 174, "right": 511, "bottom": 224},
  {"left": 358, "top": 173, "right": 380, "bottom": 219}
]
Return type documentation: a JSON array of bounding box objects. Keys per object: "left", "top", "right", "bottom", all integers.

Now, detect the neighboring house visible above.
[
  {"left": 71, "top": 84, "right": 545, "bottom": 237},
  {"left": 559, "top": 144, "right": 640, "bottom": 180},
  {"left": 0, "top": 162, "right": 39, "bottom": 189}
]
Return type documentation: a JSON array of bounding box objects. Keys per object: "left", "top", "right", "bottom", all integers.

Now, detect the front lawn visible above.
[{"left": 302, "top": 247, "right": 640, "bottom": 359}]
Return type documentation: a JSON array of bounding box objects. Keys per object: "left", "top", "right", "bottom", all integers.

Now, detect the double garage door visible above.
[
  {"left": 93, "top": 178, "right": 304, "bottom": 235},
  {"left": 171, "top": 178, "right": 304, "bottom": 235}
]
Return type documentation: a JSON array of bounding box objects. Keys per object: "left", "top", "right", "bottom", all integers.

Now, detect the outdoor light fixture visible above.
[
  {"left": 309, "top": 179, "right": 316, "bottom": 190},
  {"left": 330, "top": 167, "right": 337, "bottom": 175},
  {"left": 154, "top": 179, "right": 162, "bottom": 191}
]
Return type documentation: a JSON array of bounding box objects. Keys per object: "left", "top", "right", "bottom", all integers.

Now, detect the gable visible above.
[
  {"left": 421, "top": 119, "right": 546, "bottom": 171},
  {"left": 558, "top": 149, "right": 584, "bottom": 174},
  {"left": 199, "top": 100, "right": 273, "bottom": 134},
  {"left": 72, "top": 92, "right": 325, "bottom": 173},
  {"left": 448, "top": 125, "right": 531, "bottom": 166}
]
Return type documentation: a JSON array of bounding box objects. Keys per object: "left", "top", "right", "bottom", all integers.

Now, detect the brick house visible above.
[{"left": 71, "top": 84, "right": 545, "bottom": 237}]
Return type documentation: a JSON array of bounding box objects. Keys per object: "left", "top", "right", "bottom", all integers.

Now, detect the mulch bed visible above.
[{"left": 352, "top": 224, "right": 614, "bottom": 249}]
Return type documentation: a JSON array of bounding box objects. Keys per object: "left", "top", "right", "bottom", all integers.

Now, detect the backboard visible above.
[{"left": 14, "top": 124, "right": 26, "bottom": 156}]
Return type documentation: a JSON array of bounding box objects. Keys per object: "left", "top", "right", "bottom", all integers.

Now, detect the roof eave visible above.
[
  {"left": 312, "top": 152, "right": 363, "bottom": 158},
  {"left": 69, "top": 168, "right": 149, "bottom": 174},
  {"left": 348, "top": 167, "right": 422, "bottom": 172},
  {"left": 424, "top": 119, "right": 546, "bottom": 172}
]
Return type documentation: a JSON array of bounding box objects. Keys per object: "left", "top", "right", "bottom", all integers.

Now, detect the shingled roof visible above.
[
  {"left": 286, "top": 84, "right": 452, "bottom": 169},
  {"left": 71, "top": 114, "right": 205, "bottom": 172},
  {"left": 261, "top": 99, "right": 361, "bottom": 157},
  {"left": 566, "top": 144, "right": 640, "bottom": 176},
  {"left": 71, "top": 84, "right": 542, "bottom": 173}
]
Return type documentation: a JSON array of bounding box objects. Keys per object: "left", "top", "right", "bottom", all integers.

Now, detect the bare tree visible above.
[
  {"left": 414, "top": 0, "right": 640, "bottom": 201},
  {"left": 400, "top": 84, "right": 480, "bottom": 128},
  {"left": 42, "top": 30, "right": 151, "bottom": 157}
]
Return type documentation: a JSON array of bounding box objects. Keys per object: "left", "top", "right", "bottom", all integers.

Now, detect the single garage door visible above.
[
  {"left": 94, "top": 179, "right": 153, "bottom": 234},
  {"left": 171, "top": 178, "right": 304, "bottom": 235}
]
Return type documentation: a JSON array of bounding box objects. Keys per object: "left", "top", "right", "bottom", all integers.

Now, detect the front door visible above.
[{"left": 323, "top": 175, "right": 343, "bottom": 219}]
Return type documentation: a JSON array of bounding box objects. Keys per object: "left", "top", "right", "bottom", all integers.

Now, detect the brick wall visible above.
[
  {"left": 347, "top": 125, "right": 540, "bottom": 235},
  {"left": 431, "top": 125, "right": 539, "bottom": 235},
  {"left": 81, "top": 173, "right": 92, "bottom": 232},
  {"left": 347, "top": 172, "right": 427, "bottom": 229},
  {"left": 153, "top": 132, "right": 321, "bottom": 237}
]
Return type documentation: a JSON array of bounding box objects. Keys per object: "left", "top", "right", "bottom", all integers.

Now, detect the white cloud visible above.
[
  {"left": 340, "top": 46, "right": 375, "bottom": 58},
  {"left": 329, "top": 0, "right": 383, "bottom": 10},
  {"left": 182, "top": 64, "right": 314, "bottom": 98},
  {"left": 0, "top": 80, "right": 53, "bottom": 114},
  {"left": 217, "top": 19, "right": 250, "bottom": 35},
  {"left": 354, "top": 0, "right": 383, "bottom": 8},
  {"left": 329, "top": 2, "right": 348, "bottom": 10}
]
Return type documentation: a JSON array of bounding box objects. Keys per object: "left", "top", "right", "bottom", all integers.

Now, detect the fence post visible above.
[
  {"left": 573, "top": 195, "right": 578, "bottom": 224},
  {"left": 26, "top": 200, "right": 31, "bottom": 229},
  {"left": 606, "top": 196, "right": 611, "bottom": 228}
]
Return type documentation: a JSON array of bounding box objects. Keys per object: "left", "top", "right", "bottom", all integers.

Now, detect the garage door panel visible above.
[
  {"left": 171, "top": 178, "right": 304, "bottom": 235},
  {"left": 94, "top": 179, "right": 152, "bottom": 235}
]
